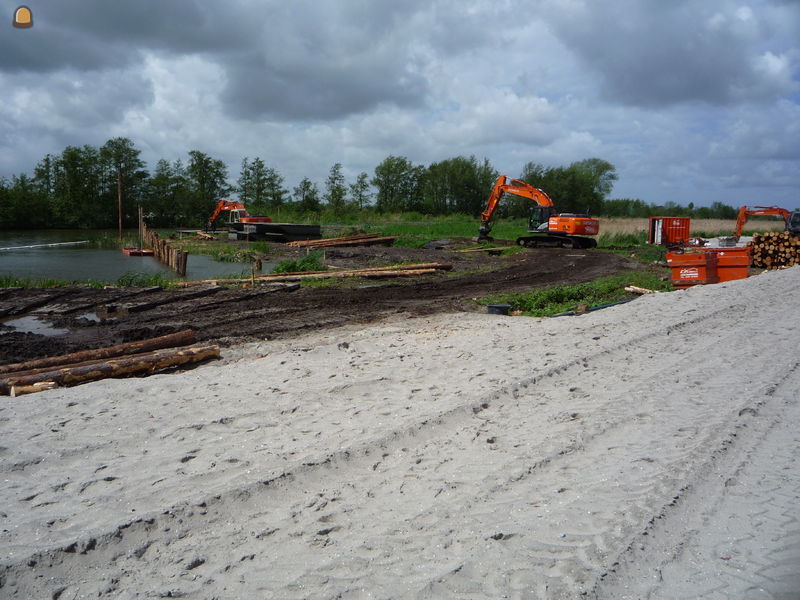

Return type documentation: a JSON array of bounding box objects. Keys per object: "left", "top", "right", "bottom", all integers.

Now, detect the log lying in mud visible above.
[
  {"left": 0, "top": 329, "right": 196, "bottom": 375},
  {"left": 0, "top": 344, "right": 220, "bottom": 396},
  {"left": 748, "top": 232, "right": 800, "bottom": 269},
  {"left": 176, "top": 263, "right": 453, "bottom": 287},
  {"left": 285, "top": 233, "right": 398, "bottom": 248}
]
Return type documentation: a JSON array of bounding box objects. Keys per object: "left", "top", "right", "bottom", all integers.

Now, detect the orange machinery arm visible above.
[
  {"left": 479, "top": 175, "right": 554, "bottom": 236},
  {"left": 208, "top": 200, "right": 249, "bottom": 226},
  {"left": 734, "top": 206, "right": 790, "bottom": 238}
]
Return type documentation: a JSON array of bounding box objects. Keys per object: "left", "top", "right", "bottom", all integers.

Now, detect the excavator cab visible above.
[
  {"left": 787, "top": 210, "right": 800, "bottom": 234},
  {"left": 528, "top": 206, "right": 555, "bottom": 232}
]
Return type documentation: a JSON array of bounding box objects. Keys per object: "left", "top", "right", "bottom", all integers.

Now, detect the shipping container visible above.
[{"left": 649, "top": 217, "right": 691, "bottom": 246}]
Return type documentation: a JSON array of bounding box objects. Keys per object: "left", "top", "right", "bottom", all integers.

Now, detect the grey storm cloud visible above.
[
  {"left": 1, "top": 0, "right": 446, "bottom": 121},
  {"left": 543, "top": 1, "right": 800, "bottom": 107}
]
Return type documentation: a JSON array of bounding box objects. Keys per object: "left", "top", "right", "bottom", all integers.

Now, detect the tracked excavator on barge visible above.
[{"left": 477, "top": 175, "right": 599, "bottom": 249}]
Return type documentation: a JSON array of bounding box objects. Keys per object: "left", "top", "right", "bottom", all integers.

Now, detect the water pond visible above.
[{"left": 0, "top": 230, "right": 272, "bottom": 284}]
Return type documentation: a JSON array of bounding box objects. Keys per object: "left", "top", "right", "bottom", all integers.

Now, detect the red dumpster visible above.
[
  {"left": 698, "top": 247, "right": 751, "bottom": 282},
  {"left": 666, "top": 251, "right": 718, "bottom": 288}
]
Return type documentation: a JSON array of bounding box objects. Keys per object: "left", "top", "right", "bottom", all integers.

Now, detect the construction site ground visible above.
[{"left": 0, "top": 243, "right": 643, "bottom": 364}]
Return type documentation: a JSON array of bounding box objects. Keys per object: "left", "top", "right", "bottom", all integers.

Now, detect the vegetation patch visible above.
[
  {"left": 172, "top": 238, "right": 270, "bottom": 263},
  {"left": 0, "top": 276, "right": 104, "bottom": 289},
  {"left": 478, "top": 271, "right": 672, "bottom": 317},
  {"left": 272, "top": 250, "right": 327, "bottom": 274},
  {"left": 115, "top": 271, "right": 176, "bottom": 288}
]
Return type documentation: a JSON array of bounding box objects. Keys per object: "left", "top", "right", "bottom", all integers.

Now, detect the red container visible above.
[
  {"left": 698, "top": 247, "right": 751, "bottom": 282},
  {"left": 666, "top": 251, "right": 718, "bottom": 287},
  {"left": 649, "top": 217, "right": 691, "bottom": 246}
]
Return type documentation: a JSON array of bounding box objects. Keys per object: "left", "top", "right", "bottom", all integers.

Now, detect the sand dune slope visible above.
[{"left": 2, "top": 268, "right": 799, "bottom": 599}]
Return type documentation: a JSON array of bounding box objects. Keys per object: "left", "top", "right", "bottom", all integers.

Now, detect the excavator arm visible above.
[
  {"left": 478, "top": 175, "right": 554, "bottom": 239},
  {"left": 734, "top": 206, "right": 791, "bottom": 238},
  {"left": 207, "top": 200, "right": 248, "bottom": 228}
]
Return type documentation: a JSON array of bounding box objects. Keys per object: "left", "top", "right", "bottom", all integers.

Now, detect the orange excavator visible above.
[
  {"left": 206, "top": 200, "right": 272, "bottom": 231},
  {"left": 734, "top": 205, "right": 800, "bottom": 239},
  {"left": 477, "top": 175, "right": 600, "bottom": 248}
]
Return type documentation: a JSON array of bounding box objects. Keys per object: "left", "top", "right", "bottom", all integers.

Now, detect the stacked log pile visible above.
[
  {"left": 748, "top": 232, "right": 800, "bottom": 269},
  {"left": 0, "top": 329, "right": 219, "bottom": 396},
  {"left": 285, "top": 233, "right": 398, "bottom": 248}
]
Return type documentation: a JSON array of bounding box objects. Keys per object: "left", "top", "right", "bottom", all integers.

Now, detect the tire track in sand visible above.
[{"left": 2, "top": 273, "right": 799, "bottom": 599}]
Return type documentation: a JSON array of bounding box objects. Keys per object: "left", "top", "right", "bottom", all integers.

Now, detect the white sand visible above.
[{"left": 2, "top": 268, "right": 799, "bottom": 599}]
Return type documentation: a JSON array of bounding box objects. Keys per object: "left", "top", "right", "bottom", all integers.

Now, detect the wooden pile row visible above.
[
  {"left": 142, "top": 221, "right": 189, "bottom": 276},
  {"left": 748, "top": 231, "right": 800, "bottom": 269},
  {"left": 0, "top": 329, "right": 219, "bottom": 396},
  {"left": 286, "top": 233, "right": 398, "bottom": 248}
]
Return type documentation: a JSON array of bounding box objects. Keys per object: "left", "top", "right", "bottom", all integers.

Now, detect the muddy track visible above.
[{"left": 0, "top": 248, "right": 641, "bottom": 364}]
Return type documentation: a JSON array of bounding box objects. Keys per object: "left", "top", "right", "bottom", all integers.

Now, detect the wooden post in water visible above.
[{"left": 139, "top": 221, "right": 188, "bottom": 277}]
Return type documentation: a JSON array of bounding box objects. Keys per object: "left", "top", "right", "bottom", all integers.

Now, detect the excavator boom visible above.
[{"left": 734, "top": 206, "right": 794, "bottom": 238}]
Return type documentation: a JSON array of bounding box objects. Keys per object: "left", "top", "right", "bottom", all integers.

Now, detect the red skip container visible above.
[
  {"left": 697, "top": 247, "right": 751, "bottom": 283},
  {"left": 666, "top": 251, "right": 718, "bottom": 288}
]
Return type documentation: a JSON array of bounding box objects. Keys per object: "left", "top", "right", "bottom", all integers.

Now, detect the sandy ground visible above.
[{"left": 1, "top": 267, "right": 799, "bottom": 599}]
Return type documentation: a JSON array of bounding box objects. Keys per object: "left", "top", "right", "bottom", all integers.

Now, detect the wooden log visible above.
[
  {"left": 624, "top": 285, "right": 657, "bottom": 295},
  {"left": 285, "top": 234, "right": 397, "bottom": 248},
  {"left": 0, "top": 345, "right": 220, "bottom": 395},
  {"left": 175, "top": 263, "right": 453, "bottom": 287},
  {"left": 0, "top": 329, "right": 196, "bottom": 375},
  {"left": 11, "top": 381, "right": 58, "bottom": 397}
]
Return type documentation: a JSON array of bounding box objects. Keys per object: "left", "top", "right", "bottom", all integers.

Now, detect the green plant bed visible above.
[
  {"left": 478, "top": 271, "right": 672, "bottom": 317},
  {"left": 272, "top": 250, "right": 327, "bottom": 274}
]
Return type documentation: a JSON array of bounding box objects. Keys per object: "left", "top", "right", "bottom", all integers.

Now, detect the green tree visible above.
[
  {"left": 51, "top": 145, "right": 104, "bottom": 228},
  {"left": 349, "top": 172, "right": 372, "bottom": 210},
  {"left": 186, "top": 150, "right": 231, "bottom": 225},
  {"left": 99, "top": 137, "right": 148, "bottom": 232},
  {"left": 145, "top": 159, "right": 191, "bottom": 226},
  {"left": 0, "top": 174, "right": 50, "bottom": 228},
  {"left": 293, "top": 177, "right": 321, "bottom": 213},
  {"left": 264, "top": 166, "right": 288, "bottom": 209},
  {"left": 420, "top": 156, "right": 497, "bottom": 215},
  {"left": 520, "top": 158, "right": 617, "bottom": 216},
  {"left": 324, "top": 163, "right": 347, "bottom": 214},
  {"left": 372, "top": 155, "right": 423, "bottom": 213}
]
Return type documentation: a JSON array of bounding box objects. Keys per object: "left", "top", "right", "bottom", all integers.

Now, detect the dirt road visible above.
[{"left": 1, "top": 265, "right": 798, "bottom": 598}]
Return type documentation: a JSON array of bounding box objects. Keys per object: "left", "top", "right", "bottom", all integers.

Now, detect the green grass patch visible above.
[
  {"left": 115, "top": 271, "right": 177, "bottom": 288},
  {"left": 0, "top": 275, "right": 105, "bottom": 289},
  {"left": 478, "top": 271, "right": 673, "bottom": 317},
  {"left": 172, "top": 238, "right": 269, "bottom": 263},
  {"left": 272, "top": 250, "right": 327, "bottom": 274}
]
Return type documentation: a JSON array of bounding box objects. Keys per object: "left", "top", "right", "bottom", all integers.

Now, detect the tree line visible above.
[{"left": 0, "top": 137, "right": 740, "bottom": 230}]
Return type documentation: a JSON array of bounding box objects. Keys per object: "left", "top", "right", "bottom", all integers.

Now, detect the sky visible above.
[{"left": 1, "top": 0, "right": 799, "bottom": 207}]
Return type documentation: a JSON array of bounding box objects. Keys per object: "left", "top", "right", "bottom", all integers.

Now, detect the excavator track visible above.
[{"left": 516, "top": 235, "right": 597, "bottom": 249}]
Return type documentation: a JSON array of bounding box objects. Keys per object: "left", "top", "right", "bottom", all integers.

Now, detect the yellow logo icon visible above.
[{"left": 13, "top": 5, "right": 33, "bottom": 28}]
